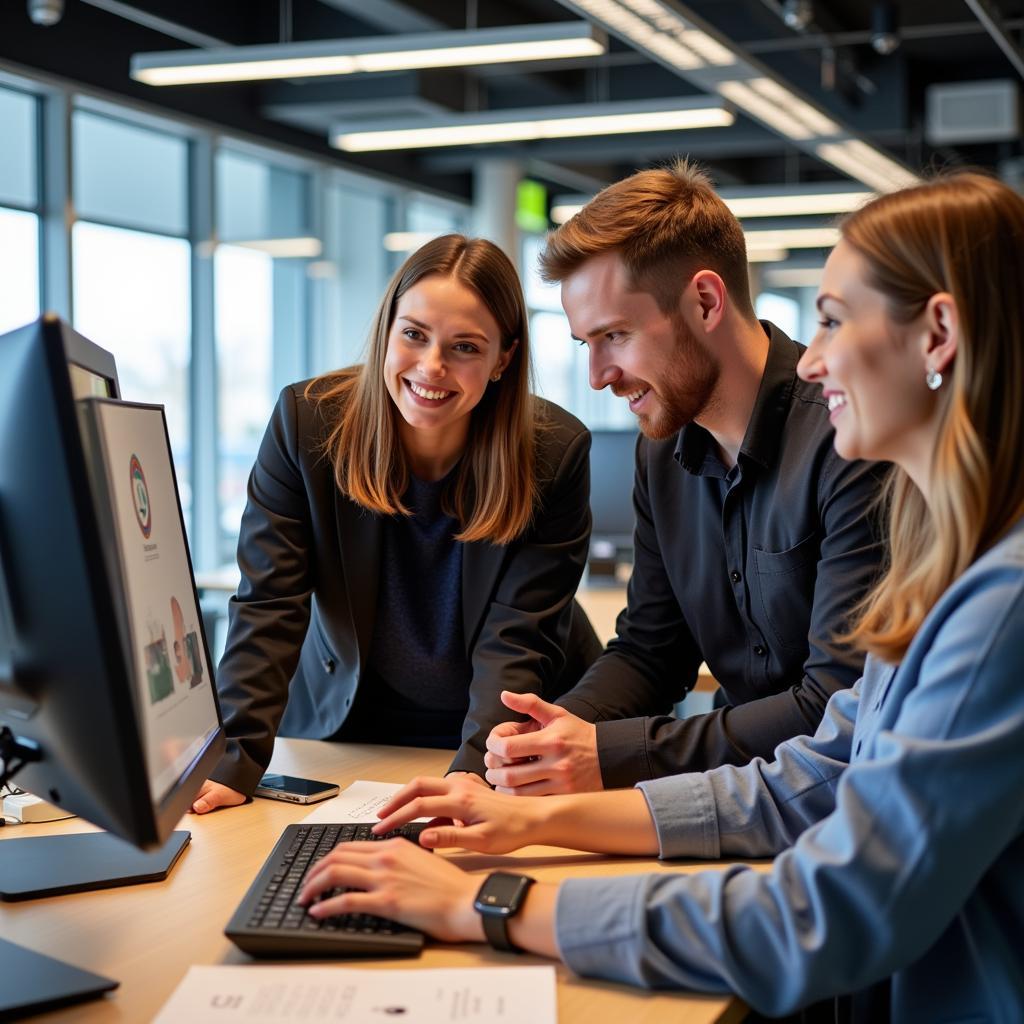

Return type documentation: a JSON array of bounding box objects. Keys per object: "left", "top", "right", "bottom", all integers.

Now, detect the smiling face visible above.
[
  {"left": 383, "top": 273, "right": 513, "bottom": 453},
  {"left": 798, "top": 239, "right": 942, "bottom": 471},
  {"left": 561, "top": 252, "right": 719, "bottom": 440}
]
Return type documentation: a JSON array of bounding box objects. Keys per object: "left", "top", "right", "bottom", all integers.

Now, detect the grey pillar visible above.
[{"left": 472, "top": 158, "right": 521, "bottom": 262}]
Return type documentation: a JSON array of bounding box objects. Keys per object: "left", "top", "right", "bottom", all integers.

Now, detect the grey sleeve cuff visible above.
[
  {"left": 595, "top": 717, "right": 651, "bottom": 788},
  {"left": 555, "top": 874, "right": 650, "bottom": 984},
  {"left": 636, "top": 772, "right": 721, "bottom": 860}
]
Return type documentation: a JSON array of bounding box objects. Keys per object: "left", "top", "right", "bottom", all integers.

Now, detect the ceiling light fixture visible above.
[
  {"left": 746, "top": 247, "right": 790, "bottom": 263},
  {"left": 331, "top": 97, "right": 734, "bottom": 152},
  {"left": 567, "top": 0, "right": 735, "bottom": 70},
  {"left": 763, "top": 266, "right": 825, "bottom": 287},
  {"left": 230, "top": 237, "right": 323, "bottom": 258},
  {"left": 745, "top": 226, "right": 840, "bottom": 250},
  {"left": 554, "top": 0, "right": 918, "bottom": 192},
  {"left": 815, "top": 140, "right": 919, "bottom": 193},
  {"left": 718, "top": 77, "right": 841, "bottom": 140},
  {"left": 551, "top": 202, "right": 585, "bottom": 223},
  {"left": 721, "top": 187, "right": 874, "bottom": 217},
  {"left": 131, "top": 22, "right": 607, "bottom": 86},
  {"left": 781, "top": 0, "right": 814, "bottom": 32},
  {"left": 554, "top": 186, "right": 872, "bottom": 225},
  {"left": 382, "top": 232, "right": 440, "bottom": 252}
]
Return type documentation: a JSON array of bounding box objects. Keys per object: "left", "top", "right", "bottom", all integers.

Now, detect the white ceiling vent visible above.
[{"left": 926, "top": 80, "right": 1020, "bottom": 145}]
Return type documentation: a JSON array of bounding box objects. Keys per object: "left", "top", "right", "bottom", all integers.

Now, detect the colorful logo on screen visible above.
[{"left": 130, "top": 454, "right": 152, "bottom": 538}]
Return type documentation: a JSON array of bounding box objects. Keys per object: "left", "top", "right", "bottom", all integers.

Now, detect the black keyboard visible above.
[{"left": 225, "top": 822, "right": 428, "bottom": 957}]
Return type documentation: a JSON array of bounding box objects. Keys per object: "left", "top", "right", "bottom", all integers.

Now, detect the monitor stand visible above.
[
  {"left": 0, "top": 829, "right": 190, "bottom": 900},
  {"left": 0, "top": 830, "right": 190, "bottom": 1016},
  {"left": 0, "top": 939, "right": 118, "bottom": 1017}
]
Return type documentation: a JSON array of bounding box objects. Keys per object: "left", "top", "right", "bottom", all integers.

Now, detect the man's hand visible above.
[
  {"left": 191, "top": 779, "right": 247, "bottom": 814},
  {"left": 483, "top": 690, "right": 603, "bottom": 796}
]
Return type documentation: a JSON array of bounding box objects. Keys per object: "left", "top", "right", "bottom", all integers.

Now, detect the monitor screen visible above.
[
  {"left": 589, "top": 429, "right": 638, "bottom": 544},
  {"left": 80, "top": 400, "right": 220, "bottom": 804},
  {"left": 68, "top": 361, "right": 115, "bottom": 399}
]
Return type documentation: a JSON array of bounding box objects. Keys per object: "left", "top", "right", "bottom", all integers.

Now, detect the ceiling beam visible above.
[
  {"left": 315, "top": 0, "right": 443, "bottom": 33},
  {"left": 964, "top": 0, "right": 1024, "bottom": 79},
  {"left": 79, "top": 0, "right": 227, "bottom": 47}
]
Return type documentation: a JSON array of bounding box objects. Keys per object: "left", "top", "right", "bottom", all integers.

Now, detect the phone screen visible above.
[{"left": 259, "top": 774, "right": 336, "bottom": 797}]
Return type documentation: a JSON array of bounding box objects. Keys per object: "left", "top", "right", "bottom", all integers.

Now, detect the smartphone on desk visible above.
[{"left": 254, "top": 773, "right": 340, "bottom": 805}]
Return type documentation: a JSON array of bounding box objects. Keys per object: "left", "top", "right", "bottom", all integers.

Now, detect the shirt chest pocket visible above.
[{"left": 751, "top": 532, "right": 820, "bottom": 653}]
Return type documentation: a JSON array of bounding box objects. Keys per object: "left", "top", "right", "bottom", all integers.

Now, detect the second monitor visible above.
[{"left": 588, "top": 428, "right": 638, "bottom": 583}]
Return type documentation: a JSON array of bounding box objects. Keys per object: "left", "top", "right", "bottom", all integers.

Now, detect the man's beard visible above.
[{"left": 636, "top": 313, "right": 720, "bottom": 440}]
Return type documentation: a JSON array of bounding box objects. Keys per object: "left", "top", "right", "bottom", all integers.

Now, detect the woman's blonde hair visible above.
[
  {"left": 306, "top": 234, "right": 537, "bottom": 546},
  {"left": 841, "top": 172, "right": 1024, "bottom": 661}
]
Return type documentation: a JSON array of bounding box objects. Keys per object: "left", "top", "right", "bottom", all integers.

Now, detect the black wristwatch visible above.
[{"left": 473, "top": 872, "right": 536, "bottom": 952}]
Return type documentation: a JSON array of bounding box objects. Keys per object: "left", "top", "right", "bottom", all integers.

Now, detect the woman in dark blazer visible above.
[{"left": 193, "top": 234, "right": 600, "bottom": 812}]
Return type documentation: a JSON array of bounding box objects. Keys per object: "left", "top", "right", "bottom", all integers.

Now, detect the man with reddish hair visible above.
[{"left": 485, "top": 160, "right": 884, "bottom": 794}]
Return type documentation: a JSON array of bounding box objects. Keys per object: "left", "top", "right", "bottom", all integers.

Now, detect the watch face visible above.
[{"left": 475, "top": 873, "right": 534, "bottom": 917}]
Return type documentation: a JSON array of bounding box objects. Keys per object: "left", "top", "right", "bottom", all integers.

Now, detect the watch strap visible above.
[{"left": 481, "top": 909, "right": 515, "bottom": 952}]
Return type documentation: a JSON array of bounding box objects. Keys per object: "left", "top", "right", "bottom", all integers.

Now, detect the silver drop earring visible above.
[{"left": 925, "top": 367, "right": 943, "bottom": 391}]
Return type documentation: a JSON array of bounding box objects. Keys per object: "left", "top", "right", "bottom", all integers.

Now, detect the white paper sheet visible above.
[
  {"left": 153, "top": 965, "right": 557, "bottom": 1023},
  {"left": 299, "top": 779, "right": 417, "bottom": 826}
]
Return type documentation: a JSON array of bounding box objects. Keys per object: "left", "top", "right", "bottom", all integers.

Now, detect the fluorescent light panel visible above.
[
  {"left": 569, "top": 0, "right": 735, "bottom": 69},
  {"left": 763, "top": 266, "right": 825, "bottom": 287},
  {"left": 131, "top": 23, "right": 606, "bottom": 86},
  {"left": 383, "top": 231, "right": 439, "bottom": 252},
  {"left": 745, "top": 227, "right": 840, "bottom": 250},
  {"left": 722, "top": 189, "right": 874, "bottom": 218},
  {"left": 551, "top": 202, "right": 584, "bottom": 223},
  {"left": 557, "top": 0, "right": 918, "bottom": 193},
  {"left": 554, "top": 187, "right": 873, "bottom": 224},
  {"left": 231, "top": 237, "right": 322, "bottom": 258},
  {"left": 718, "top": 78, "right": 841, "bottom": 141},
  {"left": 746, "top": 248, "right": 789, "bottom": 263},
  {"left": 816, "top": 140, "right": 920, "bottom": 193},
  {"left": 332, "top": 98, "right": 733, "bottom": 152}
]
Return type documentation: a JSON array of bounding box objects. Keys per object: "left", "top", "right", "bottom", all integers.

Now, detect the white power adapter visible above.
[{"left": 3, "top": 792, "right": 72, "bottom": 823}]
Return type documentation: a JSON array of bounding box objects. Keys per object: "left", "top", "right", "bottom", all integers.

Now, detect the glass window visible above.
[
  {"left": 522, "top": 235, "right": 562, "bottom": 312},
  {"left": 216, "top": 150, "right": 310, "bottom": 241},
  {"left": 71, "top": 221, "right": 192, "bottom": 516},
  {"left": 0, "top": 86, "right": 38, "bottom": 209},
  {"left": 522, "top": 234, "right": 635, "bottom": 429},
  {"left": 0, "top": 208, "right": 40, "bottom": 334},
  {"left": 320, "top": 182, "right": 391, "bottom": 370},
  {"left": 73, "top": 110, "right": 188, "bottom": 236},
  {"left": 407, "top": 197, "right": 463, "bottom": 239},
  {"left": 214, "top": 243, "right": 274, "bottom": 556},
  {"left": 755, "top": 291, "right": 800, "bottom": 340}
]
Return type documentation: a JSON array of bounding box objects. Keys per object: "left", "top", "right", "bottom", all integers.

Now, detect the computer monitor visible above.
[
  {"left": 0, "top": 316, "right": 224, "bottom": 1011},
  {"left": 0, "top": 314, "right": 223, "bottom": 845},
  {"left": 588, "top": 429, "right": 638, "bottom": 581}
]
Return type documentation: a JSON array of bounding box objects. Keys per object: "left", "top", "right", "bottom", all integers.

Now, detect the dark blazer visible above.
[{"left": 210, "top": 382, "right": 601, "bottom": 795}]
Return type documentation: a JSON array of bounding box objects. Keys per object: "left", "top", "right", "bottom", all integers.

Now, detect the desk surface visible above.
[{"left": 0, "top": 740, "right": 748, "bottom": 1024}]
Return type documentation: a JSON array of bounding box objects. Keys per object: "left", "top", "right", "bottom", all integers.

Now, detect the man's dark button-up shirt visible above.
[{"left": 558, "top": 322, "right": 885, "bottom": 787}]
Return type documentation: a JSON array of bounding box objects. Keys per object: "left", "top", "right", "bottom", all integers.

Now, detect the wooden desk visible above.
[{"left": 0, "top": 739, "right": 748, "bottom": 1023}]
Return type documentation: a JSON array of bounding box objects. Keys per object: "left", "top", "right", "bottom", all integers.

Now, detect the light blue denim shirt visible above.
[{"left": 556, "top": 520, "right": 1024, "bottom": 1022}]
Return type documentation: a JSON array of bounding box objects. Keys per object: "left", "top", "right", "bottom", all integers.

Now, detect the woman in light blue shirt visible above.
[{"left": 300, "top": 174, "right": 1024, "bottom": 1023}]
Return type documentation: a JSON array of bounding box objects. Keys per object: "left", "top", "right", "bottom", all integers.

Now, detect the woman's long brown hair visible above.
[
  {"left": 306, "top": 234, "right": 538, "bottom": 546},
  {"left": 841, "top": 173, "right": 1024, "bottom": 662}
]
